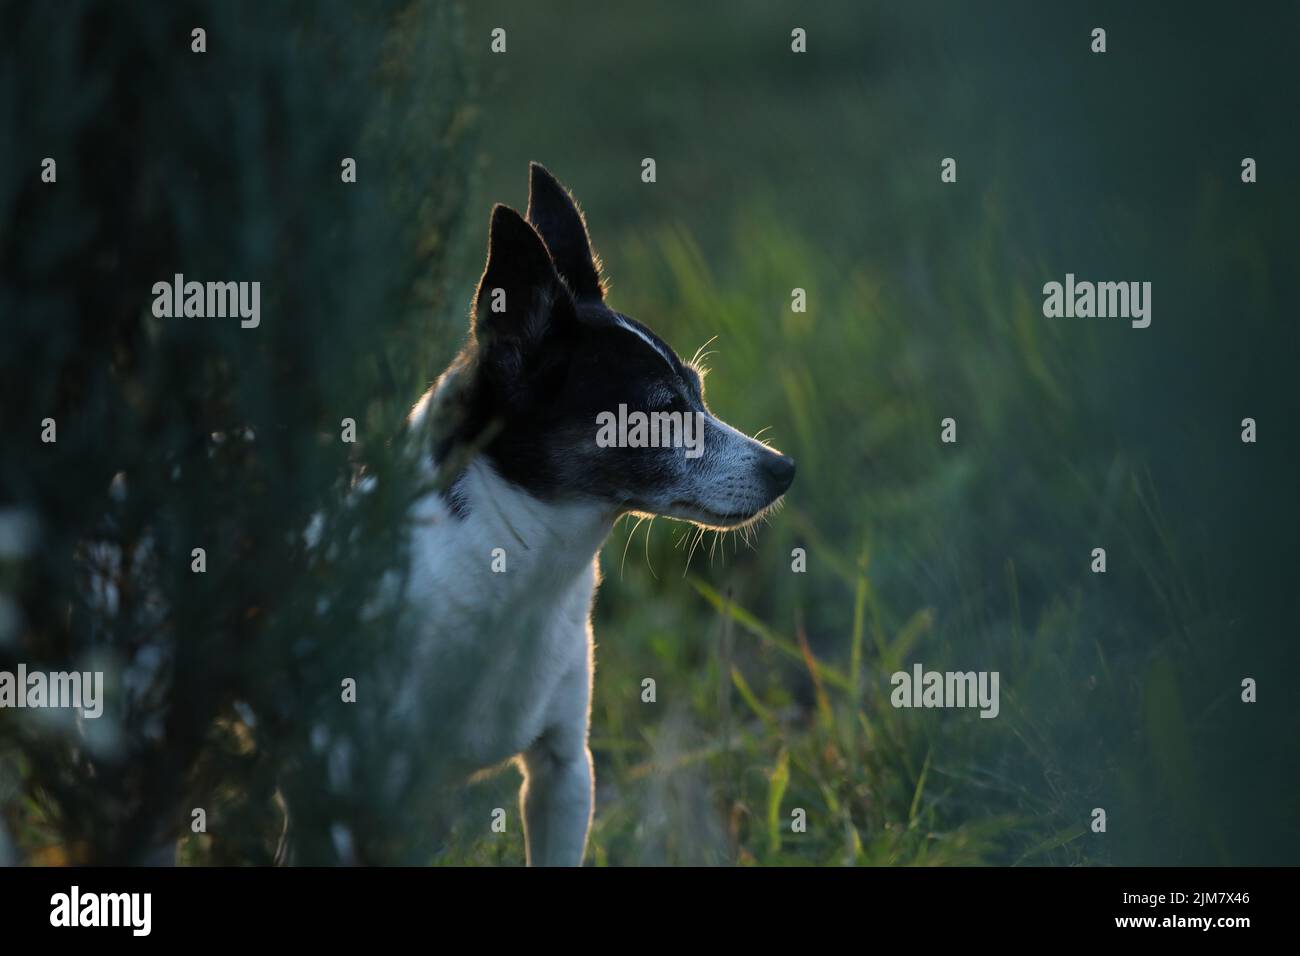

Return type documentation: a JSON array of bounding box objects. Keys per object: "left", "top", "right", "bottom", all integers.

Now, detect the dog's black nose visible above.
[{"left": 761, "top": 453, "right": 796, "bottom": 495}]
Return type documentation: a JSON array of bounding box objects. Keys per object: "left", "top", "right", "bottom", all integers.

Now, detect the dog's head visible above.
[{"left": 437, "top": 163, "right": 793, "bottom": 530}]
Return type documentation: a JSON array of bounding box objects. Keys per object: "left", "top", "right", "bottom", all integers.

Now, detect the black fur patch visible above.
[
  {"left": 434, "top": 168, "right": 711, "bottom": 512},
  {"left": 439, "top": 303, "right": 706, "bottom": 507}
]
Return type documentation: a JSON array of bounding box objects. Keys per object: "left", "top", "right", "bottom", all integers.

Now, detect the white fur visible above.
[
  {"left": 614, "top": 314, "right": 676, "bottom": 369},
  {"left": 400, "top": 392, "right": 614, "bottom": 866}
]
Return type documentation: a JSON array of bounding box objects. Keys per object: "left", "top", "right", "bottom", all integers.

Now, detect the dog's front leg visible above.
[
  {"left": 518, "top": 608, "right": 596, "bottom": 866},
  {"left": 520, "top": 735, "right": 593, "bottom": 866}
]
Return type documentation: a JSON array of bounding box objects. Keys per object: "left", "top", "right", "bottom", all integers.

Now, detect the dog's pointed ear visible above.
[
  {"left": 473, "top": 205, "right": 572, "bottom": 362},
  {"left": 526, "top": 162, "right": 604, "bottom": 301}
]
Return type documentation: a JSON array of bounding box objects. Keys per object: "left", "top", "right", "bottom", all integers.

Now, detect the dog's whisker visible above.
[
  {"left": 644, "top": 516, "right": 659, "bottom": 580},
  {"left": 689, "top": 335, "right": 719, "bottom": 368},
  {"left": 621, "top": 514, "right": 648, "bottom": 579},
  {"left": 682, "top": 524, "right": 705, "bottom": 577},
  {"left": 672, "top": 525, "right": 693, "bottom": 550}
]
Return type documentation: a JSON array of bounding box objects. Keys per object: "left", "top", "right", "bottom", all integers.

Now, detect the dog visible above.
[{"left": 402, "top": 164, "right": 795, "bottom": 865}]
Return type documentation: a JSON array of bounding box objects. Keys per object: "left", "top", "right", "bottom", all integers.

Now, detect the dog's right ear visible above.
[
  {"left": 472, "top": 204, "right": 572, "bottom": 373},
  {"left": 526, "top": 163, "right": 604, "bottom": 302}
]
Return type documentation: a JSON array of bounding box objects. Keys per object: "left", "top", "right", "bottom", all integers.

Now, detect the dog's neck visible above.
[
  {"left": 409, "top": 373, "right": 616, "bottom": 590},
  {"left": 424, "top": 457, "right": 616, "bottom": 590}
]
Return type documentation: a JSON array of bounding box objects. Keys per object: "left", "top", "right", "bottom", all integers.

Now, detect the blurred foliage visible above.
[{"left": 0, "top": 0, "right": 472, "bottom": 863}]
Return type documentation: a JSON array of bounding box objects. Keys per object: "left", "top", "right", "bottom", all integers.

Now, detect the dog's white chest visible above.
[
  {"left": 399, "top": 460, "right": 606, "bottom": 774},
  {"left": 421, "top": 562, "right": 595, "bottom": 768}
]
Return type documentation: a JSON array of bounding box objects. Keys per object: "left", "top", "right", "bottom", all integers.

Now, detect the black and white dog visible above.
[{"left": 404, "top": 164, "right": 794, "bottom": 865}]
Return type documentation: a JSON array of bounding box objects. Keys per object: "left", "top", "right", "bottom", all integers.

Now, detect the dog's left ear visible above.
[
  {"left": 472, "top": 204, "right": 574, "bottom": 381},
  {"left": 526, "top": 162, "right": 605, "bottom": 302}
]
